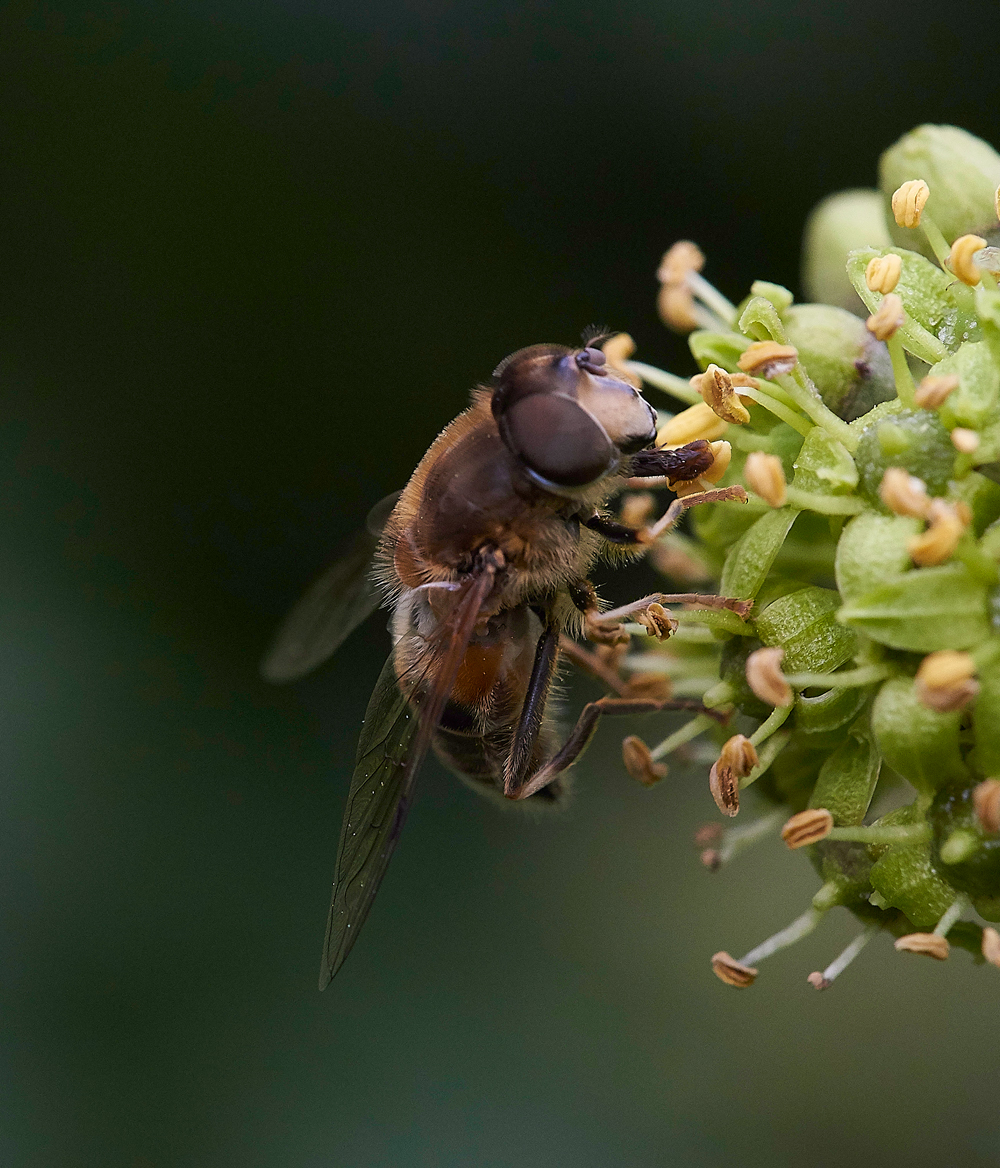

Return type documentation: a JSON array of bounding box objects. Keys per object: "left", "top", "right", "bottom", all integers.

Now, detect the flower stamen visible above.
[
  {"left": 866, "top": 293, "right": 905, "bottom": 341},
  {"left": 948, "top": 233, "right": 988, "bottom": 286},
  {"left": 865, "top": 253, "right": 902, "bottom": 294},
  {"left": 891, "top": 179, "right": 930, "bottom": 229},
  {"left": 781, "top": 808, "right": 834, "bottom": 849},
  {"left": 908, "top": 498, "right": 968, "bottom": 566},
  {"left": 878, "top": 467, "right": 930, "bottom": 518},
  {"left": 621, "top": 735, "right": 668, "bottom": 787},
  {"left": 737, "top": 341, "right": 798, "bottom": 379},
  {"left": 915, "top": 650, "right": 979, "bottom": 712},
  {"left": 743, "top": 451, "right": 788, "bottom": 508},
  {"left": 807, "top": 927, "right": 875, "bottom": 990},
  {"left": 914, "top": 373, "right": 960, "bottom": 409},
  {"left": 745, "top": 646, "right": 793, "bottom": 708},
  {"left": 973, "top": 779, "right": 1000, "bottom": 835}
]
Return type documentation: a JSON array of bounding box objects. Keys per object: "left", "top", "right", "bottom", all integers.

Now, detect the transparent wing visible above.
[
  {"left": 260, "top": 491, "right": 401, "bottom": 684},
  {"left": 318, "top": 557, "right": 498, "bottom": 988},
  {"left": 318, "top": 653, "right": 420, "bottom": 987}
]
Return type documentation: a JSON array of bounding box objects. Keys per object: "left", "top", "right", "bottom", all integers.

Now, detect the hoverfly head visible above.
[{"left": 491, "top": 340, "right": 657, "bottom": 490}]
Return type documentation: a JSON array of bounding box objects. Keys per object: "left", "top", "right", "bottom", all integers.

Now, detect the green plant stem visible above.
[
  {"left": 737, "top": 387, "right": 813, "bottom": 437},
  {"left": 827, "top": 823, "right": 931, "bottom": 845},
  {"left": 784, "top": 664, "right": 894, "bottom": 689},
  {"left": 740, "top": 906, "right": 824, "bottom": 966},
  {"left": 919, "top": 214, "right": 952, "bottom": 267},
  {"left": 933, "top": 895, "right": 970, "bottom": 937},
  {"left": 649, "top": 713, "right": 714, "bottom": 761},
  {"left": 749, "top": 704, "right": 792, "bottom": 748},
  {"left": 776, "top": 367, "right": 858, "bottom": 451},
  {"left": 740, "top": 729, "right": 791, "bottom": 790},
  {"left": 886, "top": 333, "right": 916, "bottom": 408}
]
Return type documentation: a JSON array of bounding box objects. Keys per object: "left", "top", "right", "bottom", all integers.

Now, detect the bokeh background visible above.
[{"left": 2, "top": 2, "right": 1000, "bottom": 1165}]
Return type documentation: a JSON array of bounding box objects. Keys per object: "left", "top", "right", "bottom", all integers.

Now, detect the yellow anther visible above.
[
  {"left": 743, "top": 451, "right": 787, "bottom": 508},
  {"left": 780, "top": 808, "right": 834, "bottom": 850},
  {"left": 866, "top": 293, "right": 905, "bottom": 341},
  {"left": 948, "top": 233, "right": 988, "bottom": 286},
  {"left": 621, "top": 735, "right": 668, "bottom": 787},
  {"left": 915, "top": 650, "right": 979, "bottom": 712},
  {"left": 878, "top": 467, "right": 930, "bottom": 518},
  {"left": 673, "top": 440, "right": 733, "bottom": 498},
  {"left": 601, "top": 332, "right": 635, "bottom": 366},
  {"left": 657, "top": 284, "right": 699, "bottom": 332},
  {"left": 657, "top": 402, "right": 728, "bottom": 446},
  {"left": 657, "top": 240, "right": 705, "bottom": 284},
  {"left": 656, "top": 242, "right": 706, "bottom": 333},
  {"left": 696, "top": 364, "right": 752, "bottom": 425},
  {"left": 908, "top": 498, "right": 968, "bottom": 567},
  {"left": 891, "top": 179, "right": 930, "bottom": 229},
  {"left": 894, "top": 933, "right": 949, "bottom": 960},
  {"left": 737, "top": 341, "right": 798, "bottom": 379},
  {"left": 951, "top": 427, "right": 980, "bottom": 454},
  {"left": 865, "top": 253, "right": 902, "bottom": 294},
  {"left": 745, "top": 646, "right": 792, "bottom": 708},
  {"left": 973, "top": 779, "right": 1000, "bottom": 835},
  {"left": 711, "top": 951, "right": 758, "bottom": 988},
  {"left": 701, "top": 439, "right": 732, "bottom": 483},
  {"left": 914, "top": 373, "right": 959, "bottom": 410}
]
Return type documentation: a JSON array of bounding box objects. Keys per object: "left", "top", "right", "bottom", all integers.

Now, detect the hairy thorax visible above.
[{"left": 378, "top": 392, "right": 618, "bottom": 613}]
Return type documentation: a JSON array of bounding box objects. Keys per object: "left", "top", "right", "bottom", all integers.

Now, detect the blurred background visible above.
[{"left": 1, "top": 1, "right": 1000, "bottom": 1165}]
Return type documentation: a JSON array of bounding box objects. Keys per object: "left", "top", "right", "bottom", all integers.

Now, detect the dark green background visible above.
[{"left": 2, "top": 2, "right": 999, "bottom": 1165}]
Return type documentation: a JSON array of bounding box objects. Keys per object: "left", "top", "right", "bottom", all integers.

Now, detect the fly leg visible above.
[
  {"left": 502, "top": 618, "right": 560, "bottom": 794},
  {"left": 503, "top": 692, "right": 719, "bottom": 802},
  {"left": 502, "top": 609, "right": 724, "bottom": 800},
  {"left": 583, "top": 484, "right": 747, "bottom": 546}
]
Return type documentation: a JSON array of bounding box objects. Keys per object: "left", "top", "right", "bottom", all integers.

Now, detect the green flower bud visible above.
[
  {"left": 880, "top": 125, "right": 1000, "bottom": 255},
  {"left": 781, "top": 304, "right": 896, "bottom": 421},
  {"left": 933, "top": 341, "right": 1000, "bottom": 431},
  {"left": 756, "top": 585, "right": 859, "bottom": 673},
  {"left": 854, "top": 407, "right": 954, "bottom": 506},
  {"left": 834, "top": 512, "right": 922, "bottom": 602},
  {"left": 871, "top": 677, "right": 968, "bottom": 793},
  {"left": 839, "top": 563, "right": 991, "bottom": 652},
  {"left": 868, "top": 806, "right": 957, "bottom": 928},
  {"left": 791, "top": 426, "right": 858, "bottom": 495},
  {"left": 801, "top": 189, "right": 892, "bottom": 313}
]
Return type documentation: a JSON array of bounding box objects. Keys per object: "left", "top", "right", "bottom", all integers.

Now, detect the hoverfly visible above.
[{"left": 262, "top": 334, "right": 746, "bottom": 988}]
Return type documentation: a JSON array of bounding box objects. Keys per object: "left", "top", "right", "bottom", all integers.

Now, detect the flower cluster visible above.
[{"left": 610, "top": 124, "right": 1000, "bottom": 990}]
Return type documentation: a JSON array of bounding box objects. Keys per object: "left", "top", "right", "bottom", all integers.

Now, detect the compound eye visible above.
[{"left": 500, "top": 394, "right": 615, "bottom": 487}]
